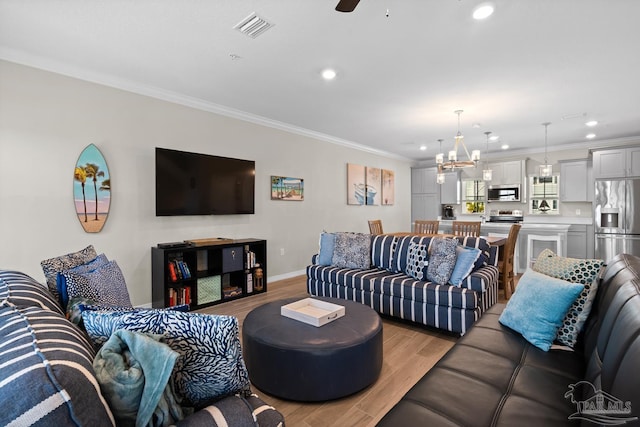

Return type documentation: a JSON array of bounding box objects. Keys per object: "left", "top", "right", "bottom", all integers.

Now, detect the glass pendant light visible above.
[
  {"left": 482, "top": 131, "right": 493, "bottom": 181},
  {"left": 539, "top": 122, "right": 552, "bottom": 177},
  {"left": 436, "top": 139, "right": 445, "bottom": 184}
]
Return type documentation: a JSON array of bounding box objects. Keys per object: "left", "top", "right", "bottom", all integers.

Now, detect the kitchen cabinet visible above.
[
  {"left": 440, "top": 171, "right": 460, "bottom": 205},
  {"left": 411, "top": 167, "right": 440, "bottom": 223},
  {"left": 567, "top": 225, "right": 587, "bottom": 259},
  {"left": 411, "top": 193, "right": 440, "bottom": 222},
  {"left": 411, "top": 167, "right": 438, "bottom": 194},
  {"left": 487, "top": 160, "right": 526, "bottom": 186},
  {"left": 560, "top": 160, "right": 589, "bottom": 202},
  {"left": 592, "top": 147, "right": 640, "bottom": 178}
]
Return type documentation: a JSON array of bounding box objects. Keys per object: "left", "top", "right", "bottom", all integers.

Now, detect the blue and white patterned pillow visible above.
[
  {"left": 56, "top": 254, "right": 109, "bottom": 309},
  {"left": 426, "top": 238, "right": 458, "bottom": 285},
  {"left": 63, "top": 260, "right": 132, "bottom": 308},
  {"left": 331, "top": 232, "right": 372, "bottom": 269},
  {"left": 404, "top": 241, "right": 429, "bottom": 280},
  {"left": 40, "top": 245, "right": 98, "bottom": 303},
  {"left": 82, "top": 309, "right": 251, "bottom": 407}
]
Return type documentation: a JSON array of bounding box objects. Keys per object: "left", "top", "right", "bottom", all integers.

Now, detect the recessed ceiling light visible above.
[
  {"left": 321, "top": 69, "right": 337, "bottom": 80},
  {"left": 473, "top": 3, "right": 495, "bottom": 20},
  {"left": 489, "top": 135, "right": 499, "bottom": 141},
  {"left": 586, "top": 133, "right": 596, "bottom": 139},
  {"left": 419, "top": 145, "right": 427, "bottom": 151},
  {"left": 585, "top": 120, "right": 598, "bottom": 127},
  {"left": 501, "top": 144, "right": 509, "bottom": 150}
]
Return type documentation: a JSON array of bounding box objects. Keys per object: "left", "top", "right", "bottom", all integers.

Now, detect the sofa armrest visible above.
[
  {"left": 459, "top": 265, "right": 499, "bottom": 293},
  {"left": 175, "top": 394, "right": 284, "bottom": 427},
  {"left": 311, "top": 254, "right": 319, "bottom": 265}
]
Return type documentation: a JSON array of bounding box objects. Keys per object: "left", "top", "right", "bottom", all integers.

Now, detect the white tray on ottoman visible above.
[{"left": 280, "top": 298, "right": 345, "bottom": 327}]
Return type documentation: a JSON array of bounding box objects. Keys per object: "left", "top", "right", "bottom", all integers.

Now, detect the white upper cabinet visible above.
[
  {"left": 560, "top": 160, "right": 589, "bottom": 202},
  {"left": 487, "top": 160, "right": 525, "bottom": 186},
  {"left": 592, "top": 147, "right": 640, "bottom": 179},
  {"left": 440, "top": 171, "right": 460, "bottom": 205},
  {"left": 411, "top": 167, "right": 438, "bottom": 194}
]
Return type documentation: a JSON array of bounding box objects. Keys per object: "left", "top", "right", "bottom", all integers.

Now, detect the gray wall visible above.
[{"left": 0, "top": 60, "right": 412, "bottom": 306}]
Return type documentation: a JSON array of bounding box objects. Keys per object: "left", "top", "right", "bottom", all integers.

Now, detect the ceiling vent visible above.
[{"left": 234, "top": 13, "right": 274, "bottom": 39}]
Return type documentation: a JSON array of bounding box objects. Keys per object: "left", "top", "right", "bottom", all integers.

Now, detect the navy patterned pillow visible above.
[
  {"left": 63, "top": 260, "right": 132, "bottom": 308},
  {"left": 0, "top": 270, "right": 63, "bottom": 314},
  {"left": 56, "top": 253, "right": 109, "bottom": 309},
  {"left": 40, "top": 245, "right": 98, "bottom": 303},
  {"left": 403, "top": 241, "right": 429, "bottom": 280},
  {"left": 426, "top": 238, "right": 458, "bottom": 285},
  {"left": 331, "top": 232, "right": 372, "bottom": 269},
  {"left": 82, "top": 309, "right": 251, "bottom": 407},
  {"left": 0, "top": 302, "right": 114, "bottom": 426},
  {"left": 390, "top": 235, "right": 433, "bottom": 273}
]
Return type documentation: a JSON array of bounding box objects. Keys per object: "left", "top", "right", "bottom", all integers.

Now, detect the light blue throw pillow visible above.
[
  {"left": 318, "top": 232, "right": 336, "bottom": 265},
  {"left": 499, "top": 269, "right": 584, "bottom": 351},
  {"left": 449, "top": 246, "right": 482, "bottom": 286}
]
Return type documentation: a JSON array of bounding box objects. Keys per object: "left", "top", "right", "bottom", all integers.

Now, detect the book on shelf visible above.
[
  {"left": 246, "top": 271, "right": 253, "bottom": 293},
  {"left": 245, "top": 250, "right": 256, "bottom": 269},
  {"left": 168, "top": 259, "right": 191, "bottom": 282},
  {"left": 169, "top": 286, "right": 192, "bottom": 306}
]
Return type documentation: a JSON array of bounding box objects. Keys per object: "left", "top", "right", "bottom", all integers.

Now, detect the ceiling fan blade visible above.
[{"left": 335, "top": 0, "right": 360, "bottom": 12}]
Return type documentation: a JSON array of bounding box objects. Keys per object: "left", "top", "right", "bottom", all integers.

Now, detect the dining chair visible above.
[
  {"left": 368, "top": 219, "right": 384, "bottom": 235},
  {"left": 413, "top": 220, "right": 439, "bottom": 234},
  {"left": 451, "top": 221, "right": 481, "bottom": 237},
  {"left": 499, "top": 223, "right": 522, "bottom": 299}
]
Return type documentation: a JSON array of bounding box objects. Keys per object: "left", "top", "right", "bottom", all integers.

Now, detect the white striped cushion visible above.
[
  {"left": 174, "top": 394, "right": 284, "bottom": 427},
  {"left": 0, "top": 302, "right": 114, "bottom": 426},
  {"left": 0, "top": 270, "right": 63, "bottom": 314}
]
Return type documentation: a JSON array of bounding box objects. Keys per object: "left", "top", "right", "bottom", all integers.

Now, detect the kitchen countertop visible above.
[{"left": 438, "top": 216, "right": 593, "bottom": 226}]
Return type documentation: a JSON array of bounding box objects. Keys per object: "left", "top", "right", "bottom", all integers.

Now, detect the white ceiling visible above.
[{"left": 2, "top": 0, "right": 640, "bottom": 162}]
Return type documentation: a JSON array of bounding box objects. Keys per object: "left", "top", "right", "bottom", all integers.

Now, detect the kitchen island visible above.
[{"left": 436, "top": 219, "right": 591, "bottom": 272}]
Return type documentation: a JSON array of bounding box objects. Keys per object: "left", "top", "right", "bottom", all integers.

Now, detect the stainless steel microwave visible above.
[{"left": 488, "top": 185, "right": 521, "bottom": 202}]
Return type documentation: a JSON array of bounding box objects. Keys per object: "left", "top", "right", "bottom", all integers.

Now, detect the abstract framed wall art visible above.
[
  {"left": 381, "top": 169, "right": 395, "bottom": 205},
  {"left": 347, "top": 163, "right": 366, "bottom": 205},
  {"left": 271, "top": 176, "right": 304, "bottom": 201},
  {"left": 74, "top": 144, "right": 111, "bottom": 233},
  {"left": 365, "top": 167, "right": 381, "bottom": 205}
]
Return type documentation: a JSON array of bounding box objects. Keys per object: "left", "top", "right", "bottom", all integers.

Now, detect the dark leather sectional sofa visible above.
[{"left": 377, "top": 253, "right": 640, "bottom": 426}]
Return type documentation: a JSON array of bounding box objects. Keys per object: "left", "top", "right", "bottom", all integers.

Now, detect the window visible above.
[
  {"left": 462, "top": 180, "right": 486, "bottom": 214},
  {"left": 529, "top": 175, "right": 560, "bottom": 214}
]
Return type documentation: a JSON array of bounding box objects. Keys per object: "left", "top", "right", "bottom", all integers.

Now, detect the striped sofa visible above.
[
  {"left": 307, "top": 234, "right": 499, "bottom": 335},
  {"left": 0, "top": 270, "right": 284, "bottom": 427}
]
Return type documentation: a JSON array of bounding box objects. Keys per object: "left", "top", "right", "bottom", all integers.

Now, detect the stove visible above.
[{"left": 487, "top": 210, "right": 523, "bottom": 223}]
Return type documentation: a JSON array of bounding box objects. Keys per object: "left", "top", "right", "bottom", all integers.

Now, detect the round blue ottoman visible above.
[{"left": 242, "top": 297, "right": 383, "bottom": 401}]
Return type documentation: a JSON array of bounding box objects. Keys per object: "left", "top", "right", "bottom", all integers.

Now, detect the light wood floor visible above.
[{"left": 197, "top": 275, "right": 463, "bottom": 427}]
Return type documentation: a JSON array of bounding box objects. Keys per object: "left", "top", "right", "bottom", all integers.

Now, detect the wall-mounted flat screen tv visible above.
[{"left": 155, "top": 147, "right": 255, "bottom": 216}]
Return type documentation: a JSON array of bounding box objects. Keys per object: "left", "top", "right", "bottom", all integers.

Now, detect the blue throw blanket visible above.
[{"left": 93, "top": 329, "right": 184, "bottom": 427}]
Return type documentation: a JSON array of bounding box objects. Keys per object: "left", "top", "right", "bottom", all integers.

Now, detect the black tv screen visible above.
[{"left": 155, "top": 147, "right": 255, "bottom": 216}]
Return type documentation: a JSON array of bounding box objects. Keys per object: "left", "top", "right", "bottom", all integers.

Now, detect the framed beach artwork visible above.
[
  {"left": 365, "top": 167, "right": 381, "bottom": 205},
  {"left": 271, "top": 176, "right": 304, "bottom": 201},
  {"left": 347, "top": 163, "right": 366, "bottom": 205},
  {"left": 74, "top": 144, "right": 111, "bottom": 233},
  {"left": 381, "top": 169, "right": 395, "bottom": 205}
]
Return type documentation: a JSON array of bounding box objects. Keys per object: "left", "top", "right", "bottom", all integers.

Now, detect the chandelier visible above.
[{"left": 436, "top": 110, "right": 480, "bottom": 181}]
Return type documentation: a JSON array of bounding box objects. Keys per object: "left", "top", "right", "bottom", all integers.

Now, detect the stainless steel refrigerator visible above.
[{"left": 594, "top": 178, "right": 640, "bottom": 260}]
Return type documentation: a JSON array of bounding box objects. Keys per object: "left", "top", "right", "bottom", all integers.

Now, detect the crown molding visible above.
[{"left": 0, "top": 50, "right": 411, "bottom": 162}]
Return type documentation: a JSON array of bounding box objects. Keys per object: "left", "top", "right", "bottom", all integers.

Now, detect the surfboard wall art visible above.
[{"left": 74, "top": 144, "right": 111, "bottom": 233}]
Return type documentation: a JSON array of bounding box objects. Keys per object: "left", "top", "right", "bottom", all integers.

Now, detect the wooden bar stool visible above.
[
  {"left": 413, "top": 220, "right": 439, "bottom": 234},
  {"left": 368, "top": 220, "right": 384, "bottom": 235},
  {"left": 452, "top": 221, "right": 481, "bottom": 237}
]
